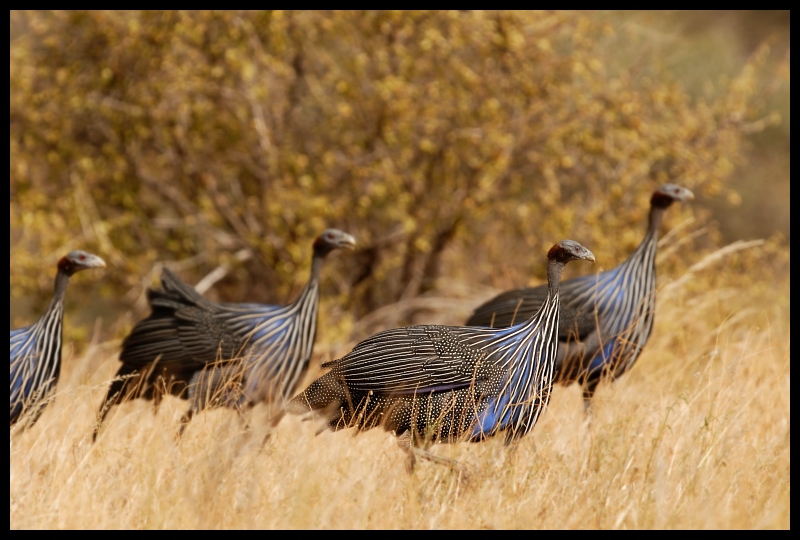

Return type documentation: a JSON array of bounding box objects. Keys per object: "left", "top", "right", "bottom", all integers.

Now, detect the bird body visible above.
[
  {"left": 10, "top": 251, "right": 105, "bottom": 427},
  {"left": 300, "top": 320, "right": 550, "bottom": 444},
  {"left": 466, "top": 184, "right": 694, "bottom": 409},
  {"left": 289, "top": 240, "right": 595, "bottom": 467},
  {"left": 94, "top": 229, "right": 355, "bottom": 439},
  {"left": 10, "top": 302, "right": 64, "bottom": 426},
  {"left": 180, "top": 274, "right": 323, "bottom": 413}
]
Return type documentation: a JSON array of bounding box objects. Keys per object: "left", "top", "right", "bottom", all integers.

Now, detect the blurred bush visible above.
[{"left": 9, "top": 11, "right": 788, "bottom": 341}]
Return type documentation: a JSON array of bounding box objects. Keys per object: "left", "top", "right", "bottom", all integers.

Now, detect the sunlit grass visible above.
[{"left": 10, "top": 265, "right": 789, "bottom": 529}]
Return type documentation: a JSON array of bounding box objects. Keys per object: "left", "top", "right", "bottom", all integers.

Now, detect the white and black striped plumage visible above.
[
  {"left": 466, "top": 184, "right": 694, "bottom": 409},
  {"left": 93, "top": 229, "right": 355, "bottom": 438},
  {"left": 10, "top": 251, "right": 106, "bottom": 428},
  {"left": 288, "top": 240, "right": 594, "bottom": 456}
]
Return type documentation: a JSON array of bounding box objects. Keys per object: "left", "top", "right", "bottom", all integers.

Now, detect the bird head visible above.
[
  {"left": 651, "top": 184, "right": 695, "bottom": 209},
  {"left": 547, "top": 240, "right": 596, "bottom": 265},
  {"left": 57, "top": 250, "right": 107, "bottom": 276},
  {"left": 313, "top": 229, "right": 357, "bottom": 257}
]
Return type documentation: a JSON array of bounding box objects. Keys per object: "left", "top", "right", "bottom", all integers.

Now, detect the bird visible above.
[
  {"left": 466, "top": 184, "right": 694, "bottom": 412},
  {"left": 287, "top": 239, "right": 595, "bottom": 471},
  {"left": 10, "top": 250, "right": 106, "bottom": 428},
  {"left": 93, "top": 229, "right": 356, "bottom": 440}
]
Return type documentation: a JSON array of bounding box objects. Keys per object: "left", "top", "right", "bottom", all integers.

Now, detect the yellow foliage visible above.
[{"left": 9, "top": 10, "right": 788, "bottom": 344}]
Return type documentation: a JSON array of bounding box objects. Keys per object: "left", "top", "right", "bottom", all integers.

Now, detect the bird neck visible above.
[
  {"left": 545, "top": 259, "right": 565, "bottom": 301},
  {"left": 39, "top": 270, "right": 70, "bottom": 328},
  {"left": 646, "top": 206, "right": 666, "bottom": 242},
  {"left": 308, "top": 253, "right": 325, "bottom": 286},
  {"left": 289, "top": 253, "right": 325, "bottom": 309},
  {"left": 625, "top": 205, "right": 665, "bottom": 264},
  {"left": 614, "top": 207, "right": 663, "bottom": 274},
  {"left": 52, "top": 269, "right": 71, "bottom": 303},
  {"left": 509, "top": 258, "right": 563, "bottom": 332}
]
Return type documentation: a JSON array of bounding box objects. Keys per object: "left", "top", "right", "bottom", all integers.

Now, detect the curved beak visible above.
[
  {"left": 681, "top": 187, "right": 695, "bottom": 202},
  {"left": 85, "top": 254, "right": 107, "bottom": 269},
  {"left": 339, "top": 233, "right": 357, "bottom": 250},
  {"left": 582, "top": 249, "right": 596, "bottom": 263}
]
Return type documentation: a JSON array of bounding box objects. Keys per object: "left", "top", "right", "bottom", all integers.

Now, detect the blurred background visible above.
[{"left": 9, "top": 10, "right": 790, "bottom": 349}]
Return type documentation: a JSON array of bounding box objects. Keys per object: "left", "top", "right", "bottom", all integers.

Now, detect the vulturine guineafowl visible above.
[
  {"left": 466, "top": 184, "right": 694, "bottom": 412},
  {"left": 288, "top": 240, "right": 594, "bottom": 472},
  {"left": 93, "top": 229, "right": 355, "bottom": 440},
  {"left": 11, "top": 250, "right": 106, "bottom": 428}
]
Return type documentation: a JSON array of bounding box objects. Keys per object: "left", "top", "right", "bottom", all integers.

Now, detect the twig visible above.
[
  {"left": 660, "top": 239, "right": 766, "bottom": 298},
  {"left": 194, "top": 248, "right": 253, "bottom": 295}
]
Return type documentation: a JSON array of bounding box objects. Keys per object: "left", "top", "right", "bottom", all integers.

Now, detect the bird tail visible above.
[
  {"left": 147, "top": 267, "right": 211, "bottom": 312},
  {"left": 286, "top": 371, "right": 346, "bottom": 416},
  {"left": 118, "top": 268, "right": 209, "bottom": 368}
]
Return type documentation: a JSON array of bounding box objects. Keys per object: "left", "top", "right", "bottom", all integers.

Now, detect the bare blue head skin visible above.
[
  {"left": 651, "top": 184, "right": 695, "bottom": 209},
  {"left": 312, "top": 229, "right": 357, "bottom": 258}
]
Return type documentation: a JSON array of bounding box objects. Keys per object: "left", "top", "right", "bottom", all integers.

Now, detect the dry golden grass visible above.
[{"left": 10, "top": 268, "right": 790, "bottom": 529}]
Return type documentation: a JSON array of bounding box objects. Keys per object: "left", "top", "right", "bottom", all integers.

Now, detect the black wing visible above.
[
  {"left": 467, "top": 282, "right": 597, "bottom": 342},
  {"left": 323, "top": 324, "right": 502, "bottom": 394}
]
